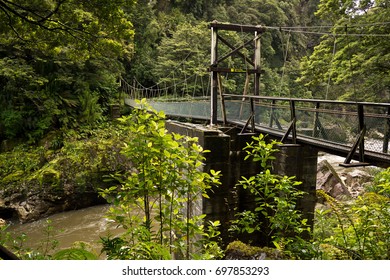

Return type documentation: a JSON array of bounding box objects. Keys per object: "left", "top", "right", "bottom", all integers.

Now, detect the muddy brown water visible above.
[{"left": 5, "top": 204, "right": 124, "bottom": 258}]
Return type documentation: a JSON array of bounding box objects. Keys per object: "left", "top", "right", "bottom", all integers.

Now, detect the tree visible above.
[
  {"left": 230, "top": 134, "right": 311, "bottom": 257},
  {"left": 153, "top": 20, "right": 210, "bottom": 97},
  {"left": 99, "top": 99, "right": 222, "bottom": 259},
  {"left": 298, "top": 0, "right": 390, "bottom": 102},
  {"left": 125, "top": 0, "right": 157, "bottom": 87},
  {"left": 0, "top": 0, "right": 136, "bottom": 142},
  {"left": 0, "top": 0, "right": 134, "bottom": 59}
]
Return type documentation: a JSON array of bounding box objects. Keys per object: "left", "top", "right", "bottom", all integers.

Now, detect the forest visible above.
[
  {"left": 0, "top": 0, "right": 389, "bottom": 143},
  {"left": 1, "top": 0, "right": 390, "bottom": 260}
]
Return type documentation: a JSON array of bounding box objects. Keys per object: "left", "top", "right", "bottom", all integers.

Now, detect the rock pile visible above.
[{"left": 316, "top": 156, "right": 376, "bottom": 201}]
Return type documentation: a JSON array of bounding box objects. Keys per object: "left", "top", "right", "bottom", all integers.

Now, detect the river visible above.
[{"left": 4, "top": 204, "right": 124, "bottom": 259}]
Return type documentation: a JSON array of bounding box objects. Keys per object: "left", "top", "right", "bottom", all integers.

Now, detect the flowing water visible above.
[{"left": 5, "top": 204, "right": 124, "bottom": 258}]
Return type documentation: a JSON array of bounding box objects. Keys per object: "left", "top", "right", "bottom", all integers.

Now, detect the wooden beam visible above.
[
  {"left": 209, "top": 21, "right": 266, "bottom": 33},
  {"left": 208, "top": 67, "right": 262, "bottom": 74},
  {"left": 216, "top": 35, "right": 255, "bottom": 66}
]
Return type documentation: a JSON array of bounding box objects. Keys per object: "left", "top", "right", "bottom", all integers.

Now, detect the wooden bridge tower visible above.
[{"left": 209, "top": 21, "right": 266, "bottom": 125}]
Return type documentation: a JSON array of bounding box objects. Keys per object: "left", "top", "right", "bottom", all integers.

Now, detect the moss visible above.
[
  {"left": 1, "top": 170, "right": 25, "bottom": 184},
  {"left": 39, "top": 168, "right": 61, "bottom": 187},
  {"left": 225, "top": 240, "right": 286, "bottom": 260},
  {"left": 319, "top": 244, "right": 350, "bottom": 260}
]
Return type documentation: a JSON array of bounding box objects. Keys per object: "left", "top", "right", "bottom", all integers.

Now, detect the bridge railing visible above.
[{"left": 222, "top": 94, "right": 390, "bottom": 163}]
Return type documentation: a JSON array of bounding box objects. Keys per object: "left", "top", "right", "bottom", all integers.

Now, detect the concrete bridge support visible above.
[
  {"left": 165, "top": 121, "right": 240, "bottom": 240},
  {"left": 165, "top": 120, "right": 317, "bottom": 245},
  {"left": 273, "top": 144, "right": 318, "bottom": 236}
]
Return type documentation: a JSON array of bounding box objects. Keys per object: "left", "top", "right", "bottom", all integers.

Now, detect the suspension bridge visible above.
[{"left": 123, "top": 22, "right": 390, "bottom": 168}]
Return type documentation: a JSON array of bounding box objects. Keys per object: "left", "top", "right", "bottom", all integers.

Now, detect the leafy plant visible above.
[
  {"left": 230, "top": 134, "right": 311, "bottom": 257},
  {"left": 299, "top": 0, "right": 390, "bottom": 101},
  {"left": 243, "top": 134, "right": 280, "bottom": 169},
  {"left": 316, "top": 189, "right": 390, "bottom": 259},
  {"left": 1, "top": 220, "right": 100, "bottom": 260},
  {"left": 99, "top": 99, "right": 222, "bottom": 260},
  {"left": 0, "top": 219, "right": 58, "bottom": 260},
  {"left": 52, "top": 248, "right": 98, "bottom": 260},
  {"left": 0, "top": 224, "right": 12, "bottom": 247},
  {"left": 367, "top": 167, "right": 390, "bottom": 198}
]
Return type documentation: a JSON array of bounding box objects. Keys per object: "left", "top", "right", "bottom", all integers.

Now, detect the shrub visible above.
[
  {"left": 99, "top": 99, "right": 222, "bottom": 260},
  {"left": 315, "top": 189, "right": 390, "bottom": 259},
  {"left": 229, "top": 135, "right": 311, "bottom": 258}
]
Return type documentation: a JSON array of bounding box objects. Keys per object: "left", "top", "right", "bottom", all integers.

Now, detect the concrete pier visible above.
[
  {"left": 273, "top": 144, "right": 318, "bottom": 236},
  {"left": 165, "top": 121, "right": 318, "bottom": 245}
]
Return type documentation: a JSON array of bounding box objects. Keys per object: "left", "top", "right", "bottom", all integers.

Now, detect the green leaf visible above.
[{"left": 52, "top": 248, "right": 98, "bottom": 260}]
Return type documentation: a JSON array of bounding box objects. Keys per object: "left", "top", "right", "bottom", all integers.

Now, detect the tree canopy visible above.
[
  {"left": 0, "top": 0, "right": 135, "bottom": 142},
  {"left": 298, "top": 0, "right": 390, "bottom": 101}
]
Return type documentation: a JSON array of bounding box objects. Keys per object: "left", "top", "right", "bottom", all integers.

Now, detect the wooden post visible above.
[
  {"left": 341, "top": 103, "right": 368, "bottom": 166},
  {"left": 313, "top": 102, "right": 320, "bottom": 137},
  {"left": 281, "top": 100, "right": 297, "bottom": 144},
  {"left": 290, "top": 100, "right": 297, "bottom": 143},
  {"left": 254, "top": 30, "right": 261, "bottom": 96},
  {"left": 250, "top": 97, "right": 255, "bottom": 132},
  {"left": 208, "top": 22, "right": 266, "bottom": 125},
  {"left": 269, "top": 100, "right": 275, "bottom": 128},
  {"left": 217, "top": 73, "right": 227, "bottom": 124},
  {"left": 210, "top": 25, "right": 218, "bottom": 126}
]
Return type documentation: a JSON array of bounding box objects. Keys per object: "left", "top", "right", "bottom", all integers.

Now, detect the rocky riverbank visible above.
[{"left": 0, "top": 184, "right": 107, "bottom": 224}]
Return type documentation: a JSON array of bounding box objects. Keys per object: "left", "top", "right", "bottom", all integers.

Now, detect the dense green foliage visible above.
[
  {"left": 369, "top": 166, "right": 390, "bottom": 197},
  {"left": 0, "top": 121, "right": 129, "bottom": 204},
  {"left": 99, "top": 99, "right": 222, "bottom": 260},
  {"left": 298, "top": 0, "right": 390, "bottom": 101},
  {"left": 315, "top": 171, "right": 390, "bottom": 259},
  {"left": 0, "top": 0, "right": 135, "bottom": 142}
]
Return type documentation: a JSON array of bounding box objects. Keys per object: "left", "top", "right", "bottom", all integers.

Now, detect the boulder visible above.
[
  {"left": 316, "top": 156, "right": 377, "bottom": 201},
  {"left": 316, "top": 160, "right": 351, "bottom": 200},
  {"left": 344, "top": 169, "right": 374, "bottom": 198}
]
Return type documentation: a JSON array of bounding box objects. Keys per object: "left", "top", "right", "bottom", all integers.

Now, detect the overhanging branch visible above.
[{"left": 0, "top": 0, "right": 66, "bottom": 24}]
